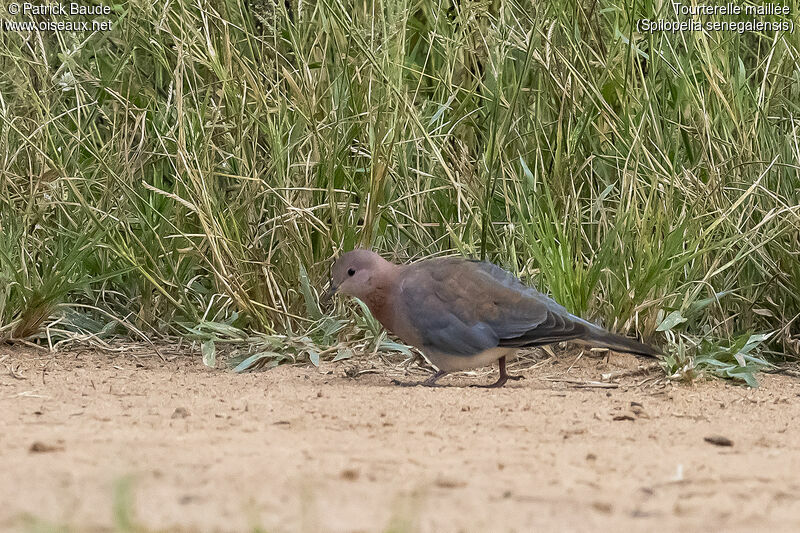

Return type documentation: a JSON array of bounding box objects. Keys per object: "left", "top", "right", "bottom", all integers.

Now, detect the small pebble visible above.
[
  {"left": 704, "top": 435, "right": 733, "bottom": 447},
  {"left": 171, "top": 407, "right": 190, "bottom": 419}
]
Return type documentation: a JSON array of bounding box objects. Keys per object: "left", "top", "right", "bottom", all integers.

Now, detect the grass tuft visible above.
[{"left": 1, "top": 0, "right": 798, "bottom": 384}]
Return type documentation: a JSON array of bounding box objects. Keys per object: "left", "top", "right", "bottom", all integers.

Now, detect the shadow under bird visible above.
[{"left": 325, "top": 249, "right": 660, "bottom": 387}]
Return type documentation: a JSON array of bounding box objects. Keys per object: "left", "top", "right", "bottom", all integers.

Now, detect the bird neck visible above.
[{"left": 362, "top": 262, "right": 401, "bottom": 331}]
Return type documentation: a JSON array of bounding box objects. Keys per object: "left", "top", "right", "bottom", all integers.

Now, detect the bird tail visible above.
[{"left": 577, "top": 319, "right": 661, "bottom": 358}]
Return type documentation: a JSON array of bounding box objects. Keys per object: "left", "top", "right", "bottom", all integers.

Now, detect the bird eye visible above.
[{"left": 347, "top": 268, "right": 356, "bottom": 277}]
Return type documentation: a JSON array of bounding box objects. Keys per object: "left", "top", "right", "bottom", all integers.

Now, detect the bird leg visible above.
[
  {"left": 474, "top": 356, "right": 524, "bottom": 388},
  {"left": 391, "top": 369, "right": 448, "bottom": 387}
]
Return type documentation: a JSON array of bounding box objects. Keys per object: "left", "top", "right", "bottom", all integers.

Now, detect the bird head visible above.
[{"left": 324, "top": 249, "right": 386, "bottom": 302}]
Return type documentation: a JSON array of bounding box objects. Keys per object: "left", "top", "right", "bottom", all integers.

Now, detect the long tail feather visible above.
[{"left": 573, "top": 317, "right": 661, "bottom": 358}]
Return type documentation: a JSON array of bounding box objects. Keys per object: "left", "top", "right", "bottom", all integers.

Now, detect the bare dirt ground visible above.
[{"left": 2, "top": 344, "right": 799, "bottom": 533}]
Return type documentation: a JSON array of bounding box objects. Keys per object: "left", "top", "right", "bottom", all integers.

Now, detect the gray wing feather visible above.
[
  {"left": 421, "top": 315, "right": 499, "bottom": 356},
  {"left": 466, "top": 261, "right": 591, "bottom": 344},
  {"left": 398, "top": 259, "right": 590, "bottom": 357},
  {"left": 399, "top": 276, "right": 499, "bottom": 356}
]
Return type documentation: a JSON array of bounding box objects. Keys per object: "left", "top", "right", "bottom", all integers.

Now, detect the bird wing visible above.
[{"left": 397, "top": 258, "right": 591, "bottom": 357}]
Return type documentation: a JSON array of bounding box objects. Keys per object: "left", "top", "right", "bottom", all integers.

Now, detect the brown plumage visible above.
[{"left": 327, "top": 249, "right": 660, "bottom": 387}]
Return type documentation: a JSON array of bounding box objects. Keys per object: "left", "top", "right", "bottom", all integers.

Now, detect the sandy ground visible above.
[{"left": 1, "top": 344, "right": 799, "bottom": 533}]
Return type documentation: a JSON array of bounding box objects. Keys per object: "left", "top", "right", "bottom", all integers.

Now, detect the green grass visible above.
[{"left": 1, "top": 0, "right": 798, "bottom": 384}]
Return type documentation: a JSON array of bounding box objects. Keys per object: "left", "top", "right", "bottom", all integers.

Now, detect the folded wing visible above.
[{"left": 398, "top": 258, "right": 592, "bottom": 357}]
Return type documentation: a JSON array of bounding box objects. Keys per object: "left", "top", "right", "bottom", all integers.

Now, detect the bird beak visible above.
[{"left": 321, "top": 281, "right": 337, "bottom": 305}]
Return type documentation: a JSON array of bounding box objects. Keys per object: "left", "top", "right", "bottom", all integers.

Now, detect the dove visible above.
[{"left": 325, "top": 249, "right": 660, "bottom": 387}]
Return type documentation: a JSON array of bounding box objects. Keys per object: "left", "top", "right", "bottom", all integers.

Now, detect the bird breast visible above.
[{"left": 362, "top": 284, "right": 395, "bottom": 329}]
